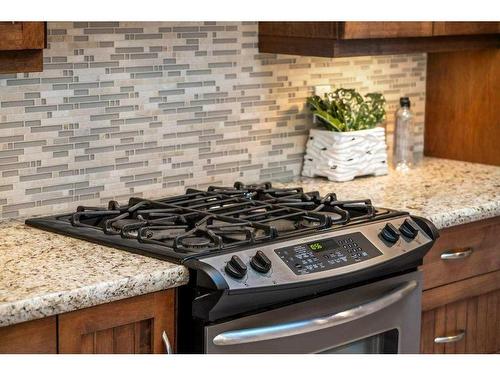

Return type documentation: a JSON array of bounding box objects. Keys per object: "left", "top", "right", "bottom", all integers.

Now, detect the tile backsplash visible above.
[{"left": 0, "top": 22, "right": 426, "bottom": 219}]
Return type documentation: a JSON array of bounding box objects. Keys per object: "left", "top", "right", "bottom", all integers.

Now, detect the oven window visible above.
[{"left": 318, "top": 329, "right": 399, "bottom": 354}]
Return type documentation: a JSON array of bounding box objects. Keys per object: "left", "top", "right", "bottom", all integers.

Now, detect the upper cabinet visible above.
[
  {"left": 259, "top": 22, "right": 500, "bottom": 57},
  {"left": 0, "top": 22, "right": 46, "bottom": 73},
  {"left": 341, "top": 22, "right": 433, "bottom": 39},
  {"left": 432, "top": 22, "right": 500, "bottom": 36}
]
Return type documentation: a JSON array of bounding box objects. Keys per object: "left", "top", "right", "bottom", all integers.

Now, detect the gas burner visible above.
[
  {"left": 42, "top": 181, "right": 385, "bottom": 258},
  {"left": 178, "top": 236, "right": 215, "bottom": 250}
]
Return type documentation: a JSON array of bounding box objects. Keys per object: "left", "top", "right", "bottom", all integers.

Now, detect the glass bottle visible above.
[{"left": 392, "top": 97, "right": 414, "bottom": 172}]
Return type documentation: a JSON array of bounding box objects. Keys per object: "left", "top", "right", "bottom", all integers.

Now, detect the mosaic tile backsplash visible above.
[{"left": 0, "top": 22, "right": 426, "bottom": 219}]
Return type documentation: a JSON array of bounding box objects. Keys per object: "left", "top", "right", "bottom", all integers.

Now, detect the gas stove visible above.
[
  {"left": 25, "top": 182, "right": 396, "bottom": 263},
  {"left": 26, "top": 182, "right": 439, "bottom": 353}
]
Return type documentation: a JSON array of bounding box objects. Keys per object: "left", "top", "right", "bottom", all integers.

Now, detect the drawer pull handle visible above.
[
  {"left": 162, "top": 331, "right": 173, "bottom": 354},
  {"left": 440, "top": 247, "right": 473, "bottom": 260},
  {"left": 434, "top": 330, "right": 466, "bottom": 344}
]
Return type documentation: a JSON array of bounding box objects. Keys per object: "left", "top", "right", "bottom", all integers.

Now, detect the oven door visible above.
[{"left": 204, "top": 271, "right": 422, "bottom": 354}]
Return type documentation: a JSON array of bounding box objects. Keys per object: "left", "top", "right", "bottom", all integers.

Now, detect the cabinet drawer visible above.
[
  {"left": 421, "top": 217, "right": 500, "bottom": 290},
  {"left": 421, "top": 286, "right": 500, "bottom": 353}
]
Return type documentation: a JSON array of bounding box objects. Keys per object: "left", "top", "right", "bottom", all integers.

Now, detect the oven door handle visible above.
[{"left": 213, "top": 280, "right": 418, "bottom": 346}]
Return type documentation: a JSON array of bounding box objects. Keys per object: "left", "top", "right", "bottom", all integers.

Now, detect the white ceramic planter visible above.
[{"left": 301, "top": 127, "right": 388, "bottom": 182}]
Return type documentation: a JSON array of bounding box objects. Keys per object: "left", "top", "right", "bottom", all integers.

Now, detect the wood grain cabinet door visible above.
[
  {"left": 0, "top": 22, "right": 45, "bottom": 50},
  {"left": 58, "top": 290, "right": 176, "bottom": 354},
  {"left": 0, "top": 317, "right": 57, "bottom": 354},
  {"left": 424, "top": 49, "right": 500, "bottom": 166},
  {"left": 433, "top": 22, "right": 500, "bottom": 36},
  {"left": 421, "top": 287, "right": 500, "bottom": 353}
]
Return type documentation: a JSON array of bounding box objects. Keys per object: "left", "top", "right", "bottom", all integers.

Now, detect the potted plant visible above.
[{"left": 302, "top": 88, "right": 388, "bottom": 182}]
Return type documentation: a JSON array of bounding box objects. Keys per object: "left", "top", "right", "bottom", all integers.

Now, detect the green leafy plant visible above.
[{"left": 307, "top": 88, "right": 386, "bottom": 132}]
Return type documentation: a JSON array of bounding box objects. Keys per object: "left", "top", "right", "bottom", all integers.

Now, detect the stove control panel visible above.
[{"left": 275, "top": 232, "right": 382, "bottom": 275}]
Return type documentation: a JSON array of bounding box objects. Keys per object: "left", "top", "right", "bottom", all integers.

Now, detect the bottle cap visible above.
[{"left": 400, "top": 97, "right": 411, "bottom": 108}]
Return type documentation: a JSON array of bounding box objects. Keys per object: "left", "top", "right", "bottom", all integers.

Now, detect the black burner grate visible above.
[{"left": 66, "top": 182, "right": 376, "bottom": 255}]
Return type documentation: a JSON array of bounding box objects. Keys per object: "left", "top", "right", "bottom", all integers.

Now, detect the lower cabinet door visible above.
[
  {"left": 58, "top": 290, "right": 176, "bottom": 354},
  {"left": 421, "top": 288, "right": 500, "bottom": 353}
]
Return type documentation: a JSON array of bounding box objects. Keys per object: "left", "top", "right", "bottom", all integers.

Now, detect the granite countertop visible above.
[
  {"left": 0, "top": 221, "right": 189, "bottom": 327},
  {"left": 1, "top": 157, "right": 498, "bottom": 328},
  {"left": 277, "top": 157, "right": 500, "bottom": 229}
]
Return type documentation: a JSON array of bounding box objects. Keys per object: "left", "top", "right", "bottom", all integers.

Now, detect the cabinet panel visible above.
[
  {"left": 421, "top": 217, "right": 500, "bottom": 290},
  {"left": 259, "top": 22, "right": 499, "bottom": 58},
  {"left": 58, "top": 290, "right": 175, "bottom": 354},
  {"left": 433, "top": 22, "right": 499, "bottom": 36},
  {"left": 0, "top": 22, "right": 23, "bottom": 49},
  {"left": 424, "top": 49, "right": 500, "bottom": 166},
  {"left": 421, "top": 288, "right": 500, "bottom": 353},
  {"left": 0, "top": 50, "right": 43, "bottom": 73},
  {"left": 0, "top": 317, "right": 57, "bottom": 354},
  {"left": 342, "top": 22, "right": 433, "bottom": 39},
  {"left": 0, "top": 22, "right": 45, "bottom": 50},
  {"left": 259, "top": 22, "right": 338, "bottom": 39},
  {"left": 0, "top": 21, "right": 46, "bottom": 73}
]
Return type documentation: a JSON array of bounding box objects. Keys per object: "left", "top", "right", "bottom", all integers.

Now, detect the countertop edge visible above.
[
  {"left": 0, "top": 265, "right": 189, "bottom": 327},
  {"left": 426, "top": 200, "right": 500, "bottom": 229}
]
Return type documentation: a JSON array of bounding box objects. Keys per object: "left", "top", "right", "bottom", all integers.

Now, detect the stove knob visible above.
[
  {"left": 380, "top": 223, "right": 400, "bottom": 243},
  {"left": 399, "top": 219, "right": 419, "bottom": 239},
  {"left": 225, "top": 255, "right": 247, "bottom": 279},
  {"left": 250, "top": 250, "right": 272, "bottom": 273}
]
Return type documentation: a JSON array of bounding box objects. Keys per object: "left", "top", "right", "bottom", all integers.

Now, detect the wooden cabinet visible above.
[
  {"left": 433, "top": 22, "right": 499, "bottom": 36},
  {"left": 0, "top": 290, "right": 175, "bottom": 354},
  {"left": 424, "top": 49, "right": 500, "bottom": 166},
  {"left": 421, "top": 217, "right": 500, "bottom": 290},
  {"left": 259, "top": 22, "right": 500, "bottom": 57},
  {"left": 0, "top": 22, "right": 46, "bottom": 50},
  {"left": 420, "top": 217, "right": 500, "bottom": 353},
  {"left": 342, "top": 22, "right": 433, "bottom": 39},
  {"left": 0, "top": 317, "right": 57, "bottom": 354},
  {"left": 59, "top": 290, "right": 175, "bottom": 354},
  {"left": 0, "top": 21, "right": 46, "bottom": 73},
  {"left": 421, "top": 272, "right": 500, "bottom": 353}
]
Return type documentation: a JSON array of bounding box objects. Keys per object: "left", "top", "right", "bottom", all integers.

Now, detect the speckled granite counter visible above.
[
  {"left": 277, "top": 157, "right": 500, "bottom": 229},
  {"left": 1, "top": 157, "right": 498, "bottom": 328},
  {"left": 0, "top": 221, "right": 189, "bottom": 327}
]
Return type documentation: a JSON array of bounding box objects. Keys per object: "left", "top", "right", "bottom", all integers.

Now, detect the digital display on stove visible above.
[
  {"left": 308, "top": 239, "right": 338, "bottom": 252},
  {"left": 275, "top": 232, "right": 383, "bottom": 275}
]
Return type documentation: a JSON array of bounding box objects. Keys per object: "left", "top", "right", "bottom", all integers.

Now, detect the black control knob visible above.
[
  {"left": 225, "top": 255, "right": 247, "bottom": 279},
  {"left": 381, "top": 223, "right": 400, "bottom": 243},
  {"left": 400, "top": 219, "right": 419, "bottom": 239},
  {"left": 250, "top": 250, "right": 272, "bottom": 273}
]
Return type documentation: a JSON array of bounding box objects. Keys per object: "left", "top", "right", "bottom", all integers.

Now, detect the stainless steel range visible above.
[{"left": 26, "top": 182, "right": 439, "bottom": 354}]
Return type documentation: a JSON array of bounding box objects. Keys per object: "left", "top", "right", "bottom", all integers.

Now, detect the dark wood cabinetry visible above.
[
  {"left": 59, "top": 290, "right": 175, "bottom": 354},
  {"left": 421, "top": 217, "right": 500, "bottom": 290},
  {"left": 421, "top": 272, "right": 500, "bottom": 354},
  {"left": 420, "top": 217, "right": 500, "bottom": 353},
  {"left": 433, "top": 22, "right": 500, "bottom": 36},
  {"left": 341, "top": 22, "right": 433, "bottom": 39},
  {"left": 0, "top": 21, "right": 46, "bottom": 73},
  {"left": 0, "top": 290, "right": 175, "bottom": 354},
  {"left": 424, "top": 49, "right": 500, "bottom": 166},
  {"left": 259, "top": 22, "right": 500, "bottom": 57}
]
